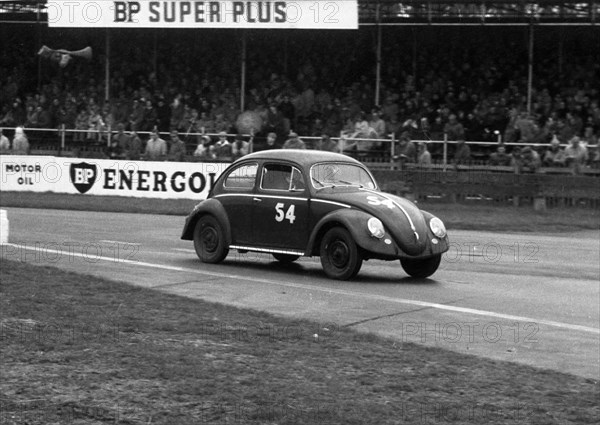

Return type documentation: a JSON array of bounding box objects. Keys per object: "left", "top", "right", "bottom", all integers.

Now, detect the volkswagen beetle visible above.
[{"left": 181, "top": 150, "right": 449, "bottom": 280}]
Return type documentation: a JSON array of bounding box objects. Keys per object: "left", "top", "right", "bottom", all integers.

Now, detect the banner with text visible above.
[
  {"left": 0, "top": 156, "right": 229, "bottom": 200},
  {"left": 47, "top": 1, "right": 359, "bottom": 29}
]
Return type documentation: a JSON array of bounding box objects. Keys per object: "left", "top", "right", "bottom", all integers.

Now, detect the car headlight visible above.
[
  {"left": 367, "top": 217, "right": 385, "bottom": 239},
  {"left": 429, "top": 217, "right": 447, "bottom": 238}
]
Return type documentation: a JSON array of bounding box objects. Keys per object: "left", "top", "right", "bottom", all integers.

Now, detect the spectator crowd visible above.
[{"left": 1, "top": 26, "right": 599, "bottom": 172}]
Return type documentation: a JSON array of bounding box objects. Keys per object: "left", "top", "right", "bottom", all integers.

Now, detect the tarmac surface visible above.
[{"left": 2, "top": 207, "right": 599, "bottom": 379}]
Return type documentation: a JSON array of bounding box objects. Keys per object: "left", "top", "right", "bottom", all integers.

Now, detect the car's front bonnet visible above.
[{"left": 317, "top": 188, "right": 429, "bottom": 255}]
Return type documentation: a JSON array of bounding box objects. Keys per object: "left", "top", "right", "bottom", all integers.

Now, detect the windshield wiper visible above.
[
  {"left": 312, "top": 176, "right": 326, "bottom": 188},
  {"left": 336, "top": 180, "right": 364, "bottom": 188}
]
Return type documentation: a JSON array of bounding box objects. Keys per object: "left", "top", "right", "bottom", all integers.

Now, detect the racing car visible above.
[{"left": 182, "top": 149, "right": 449, "bottom": 280}]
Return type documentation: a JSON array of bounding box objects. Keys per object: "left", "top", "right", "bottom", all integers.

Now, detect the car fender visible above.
[
  {"left": 418, "top": 209, "right": 450, "bottom": 254},
  {"left": 180, "top": 199, "right": 232, "bottom": 245},
  {"left": 306, "top": 209, "right": 400, "bottom": 258}
]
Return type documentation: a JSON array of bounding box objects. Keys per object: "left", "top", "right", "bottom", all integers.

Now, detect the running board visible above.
[{"left": 229, "top": 245, "right": 305, "bottom": 256}]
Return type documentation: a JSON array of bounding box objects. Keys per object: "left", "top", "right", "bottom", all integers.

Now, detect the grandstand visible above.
[{"left": 1, "top": 1, "right": 598, "bottom": 175}]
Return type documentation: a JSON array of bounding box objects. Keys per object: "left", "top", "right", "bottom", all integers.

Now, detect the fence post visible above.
[
  {"left": 443, "top": 133, "right": 448, "bottom": 172},
  {"left": 390, "top": 133, "right": 395, "bottom": 170},
  {"left": 107, "top": 125, "right": 111, "bottom": 147},
  {"left": 60, "top": 124, "right": 66, "bottom": 150}
]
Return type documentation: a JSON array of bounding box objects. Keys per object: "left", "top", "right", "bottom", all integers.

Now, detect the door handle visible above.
[{"left": 253, "top": 197, "right": 262, "bottom": 203}]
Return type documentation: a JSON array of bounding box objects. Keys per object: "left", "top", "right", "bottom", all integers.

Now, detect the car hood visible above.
[{"left": 316, "top": 188, "right": 429, "bottom": 255}]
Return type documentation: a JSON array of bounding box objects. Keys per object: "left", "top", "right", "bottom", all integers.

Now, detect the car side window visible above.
[
  {"left": 261, "top": 164, "right": 305, "bottom": 192},
  {"left": 223, "top": 163, "right": 258, "bottom": 189}
]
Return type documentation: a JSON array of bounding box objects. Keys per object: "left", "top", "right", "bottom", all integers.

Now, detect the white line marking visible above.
[
  {"left": 172, "top": 248, "right": 197, "bottom": 253},
  {"left": 6, "top": 243, "right": 599, "bottom": 335},
  {"left": 100, "top": 240, "right": 141, "bottom": 245}
]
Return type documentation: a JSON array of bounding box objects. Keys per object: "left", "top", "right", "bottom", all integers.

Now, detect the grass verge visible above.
[
  {"left": 1, "top": 191, "right": 599, "bottom": 233},
  {"left": 1, "top": 259, "right": 598, "bottom": 424}
]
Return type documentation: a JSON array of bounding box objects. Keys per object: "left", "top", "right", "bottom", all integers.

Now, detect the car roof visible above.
[{"left": 238, "top": 149, "right": 363, "bottom": 169}]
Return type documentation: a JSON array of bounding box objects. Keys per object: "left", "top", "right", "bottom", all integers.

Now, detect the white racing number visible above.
[
  {"left": 367, "top": 196, "right": 395, "bottom": 209},
  {"left": 275, "top": 203, "right": 296, "bottom": 224}
]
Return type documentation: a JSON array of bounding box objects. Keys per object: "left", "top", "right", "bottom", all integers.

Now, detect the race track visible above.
[{"left": 2, "top": 207, "right": 599, "bottom": 379}]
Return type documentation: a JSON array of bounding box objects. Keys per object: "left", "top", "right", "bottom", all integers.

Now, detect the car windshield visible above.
[{"left": 310, "top": 162, "right": 377, "bottom": 190}]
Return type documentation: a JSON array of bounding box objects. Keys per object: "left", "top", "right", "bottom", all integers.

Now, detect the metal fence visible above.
[{"left": 1, "top": 126, "right": 598, "bottom": 175}]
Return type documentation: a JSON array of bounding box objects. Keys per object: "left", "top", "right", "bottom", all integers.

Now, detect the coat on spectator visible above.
[
  {"left": 489, "top": 145, "right": 512, "bottom": 166},
  {"left": 0, "top": 130, "right": 10, "bottom": 152},
  {"left": 283, "top": 133, "right": 306, "bottom": 150},
  {"left": 12, "top": 127, "right": 29, "bottom": 155},
  {"left": 453, "top": 139, "right": 471, "bottom": 165}
]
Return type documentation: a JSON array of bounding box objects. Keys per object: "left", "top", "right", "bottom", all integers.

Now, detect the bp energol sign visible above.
[{"left": 1, "top": 156, "right": 229, "bottom": 200}]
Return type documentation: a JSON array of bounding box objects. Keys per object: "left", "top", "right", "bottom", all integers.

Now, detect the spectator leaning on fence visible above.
[
  {"left": 193, "top": 135, "right": 210, "bottom": 159},
  {"left": 564, "top": 136, "right": 588, "bottom": 174},
  {"left": 144, "top": 128, "right": 167, "bottom": 161},
  {"left": 125, "top": 131, "right": 143, "bottom": 160},
  {"left": 215, "top": 131, "right": 233, "bottom": 159},
  {"left": 315, "top": 134, "right": 340, "bottom": 153},
  {"left": 395, "top": 132, "right": 417, "bottom": 164},
  {"left": 168, "top": 130, "right": 187, "bottom": 162},
  {"left": 453, "top": 136, "right": 471, "bottom": 166},
  {"left": 12, "top": 127, "right": 29, "bottom": 155},
  {"left": 417, "top": 142, "right": 432, "bottom": 166},
  {"left": 231, "top": 134, "right": 250, "bottom": 160},
  {"left": 511, "top": 146, "right": 541, "bottom": 174},
  {"left": 283, "top": 132, "right": 306, "bottom": 149},
  {"left": 489, "top": 144, "right": 512, "bottom": 166},
  {"left": 0, "top": 129, "right": 10, "bottom": 152},
  {"left": 542, "top": 138, "right": 566, "bottom": 167},
  {"left": 262, "top": 132, "right": 279, "bottom": 150}
]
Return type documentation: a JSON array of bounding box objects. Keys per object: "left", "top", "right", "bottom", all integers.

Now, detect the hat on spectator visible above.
[
  {"left": 289, "top": 132, "right": 298, "bottom": 139},
  {"left": 219, "top": 131, "right": 227, "bottom": 137},
  {"left": 267, "top": 132, "right": 276, "bottom": 138},
  {"left": 15, "top": 127, "right": 24, "bottom": 136}
]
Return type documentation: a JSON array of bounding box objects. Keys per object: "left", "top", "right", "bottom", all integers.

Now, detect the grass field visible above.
[
  {"left": 1, "top": 191, "right": 599, "bottom": 233},
  {"left": 1, "top": 260, "right": 598, "bottom": 425}
]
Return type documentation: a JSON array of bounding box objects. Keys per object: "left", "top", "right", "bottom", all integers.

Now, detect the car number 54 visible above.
[
  {"left": 367, "top": 195, "right": 395, "bottom": 209},
  {"left": 275, "top": 203, "right": 296, "bottom": 224}
]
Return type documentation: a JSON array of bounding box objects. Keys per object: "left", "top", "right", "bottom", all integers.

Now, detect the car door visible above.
[
  {"left": 215, "top": 162, "right": 258, "bottom": 245},
  {"left": 252, "top": 163, "right": 309, "bottom": 251}
]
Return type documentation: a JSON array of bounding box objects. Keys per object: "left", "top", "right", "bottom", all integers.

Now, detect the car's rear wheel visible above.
[
  {"left": 400, "top": 255, "right": 441, "bottom": 278},
  {"left": 272, "top": 253, "right": 300, "bottom": 263},
  {"left": 193, "top": 215, "right": 228, "bottom": 263},
  {"left": 320, "top": 227, "right": 363, "bottom": 280}
]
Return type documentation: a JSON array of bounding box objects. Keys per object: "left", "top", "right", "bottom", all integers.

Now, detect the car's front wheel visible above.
[
  {"left": 193, "top": 215, "right": 229, "bottom": 263},
  {"left": 272, "top": 253, "right": 300, "bottom": 263},
  {"left": 320, "top": 227, "right": 363, "bottom": 280},
  {"left": 400, "top": 255, "right": 441, "bottom": 278}
]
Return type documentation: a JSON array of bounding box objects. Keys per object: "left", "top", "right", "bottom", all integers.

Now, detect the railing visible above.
[{"left": 1, "top": 126, "right": 598, "bottom": 176}]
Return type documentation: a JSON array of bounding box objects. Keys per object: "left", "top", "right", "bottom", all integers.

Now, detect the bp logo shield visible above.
[{"left": 70, "top": 162, "right": 97, "bottom": 194}]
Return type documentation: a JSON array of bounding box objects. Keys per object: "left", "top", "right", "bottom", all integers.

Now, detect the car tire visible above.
[
  {"left": 320, "top": 227, "right": 363, "bottom": 280},
  {"left": 400, "top": 255, "right": 442, "bottom": 278},
  {"left": 272, "top": 253, "right": 300, "bottom": 263},
  {"left": 193, "top": 215, "right": 229, "bottom": 263}
]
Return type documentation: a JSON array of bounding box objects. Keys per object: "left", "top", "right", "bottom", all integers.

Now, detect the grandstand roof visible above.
[{"left": 1, "top": 0, "right": 598, "bottom": 25}]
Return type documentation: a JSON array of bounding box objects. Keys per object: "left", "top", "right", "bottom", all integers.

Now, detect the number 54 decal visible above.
[
  {"left": 275, "top": 203, "right": 296, "bottom": 224},
  {"left": 367, "top": 195, "right": 395, "bottom": 209}
]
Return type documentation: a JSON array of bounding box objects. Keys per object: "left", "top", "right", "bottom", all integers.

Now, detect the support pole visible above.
[
  {"left": 153, "top": 32, "right": 158, "bottom": 79},
  {"left": 37, "top": 3, "right": 42, "bottom": 92},
  {"left": 443, "top": 133, "right": 448, "bottom": 172},
  {"left": 105, "top": 29, "right": 110, "bottom": 102},
  {"left": 526, "top": 22, "right": 534, "bottom": 115},
  {"left": 375, "top": 1, "right": 382, "bottom": 106},
  {"left": 240, "top": 32, "right": 247, "bottom": 111}
]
